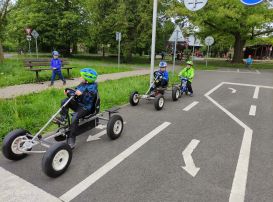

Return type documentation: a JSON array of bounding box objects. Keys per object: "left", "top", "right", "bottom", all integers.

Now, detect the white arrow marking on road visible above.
[
  {"left": 87, "top": 122, "right": 127, "bottom": 142},
  {"left": 181, "top": 139, "right": 200, "bottom": 177},
  {"left": 86, "top": 130, "right": 106, "bottom": 142},
  {"left": 95, "top": 124, "right": 107, "bottom": 130},
  {"left": 228, "top": 88, "right": 237, "bottom": 94}
]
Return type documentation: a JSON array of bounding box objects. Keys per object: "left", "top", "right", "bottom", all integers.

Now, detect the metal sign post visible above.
[
  {"left": 169, "top": 26, "right": 184, "bottom": 75},
  {"left": 205, "top": 36, "right": 214, "bottom": 68},
  {"left": 116, "top": 32, "right": 121, "bottom": 70},
  {"left": 31, "top": 30, "right": 39, "bottom": 59},
  {"left": 26, "top": 35, "right": 32, "bottom": 56}
]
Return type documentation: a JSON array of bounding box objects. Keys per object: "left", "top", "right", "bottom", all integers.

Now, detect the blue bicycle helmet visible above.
[
  {"left": 159, "top": 61, "right": 167, "bottom": 68},
  {"left": 52, "top": 51, "right": 59, "bottom": 56},
  {"left": 80, "top": 68, "right": 98, "bottom": 83}
]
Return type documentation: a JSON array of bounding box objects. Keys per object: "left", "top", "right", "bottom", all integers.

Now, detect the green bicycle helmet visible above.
[
  {"left": 186, "top": 61, "right": 193, "bottom": 66},
  {"left": 80, "top": 68, "right": 98, "bottom": 83}
]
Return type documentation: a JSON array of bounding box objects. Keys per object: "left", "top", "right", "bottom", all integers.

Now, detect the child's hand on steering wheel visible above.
[{"left": 75, "top": 90, "right": 82, "bottom": 96}]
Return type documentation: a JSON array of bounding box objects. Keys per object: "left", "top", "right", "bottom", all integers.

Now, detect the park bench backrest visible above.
[{"left": 24, "top": 58, "right": 69, "bottom": 68}]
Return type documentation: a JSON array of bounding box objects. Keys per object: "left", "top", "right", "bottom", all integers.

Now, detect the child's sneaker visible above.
[
  {"left": 53, "top": 116, "right": 66, "bottom": 125},
  {"left": 188, "top": 93, "right": 193, "bottom": 97},
  {"left": 63, "top": 81, "right": 66, "bottom": 85}
]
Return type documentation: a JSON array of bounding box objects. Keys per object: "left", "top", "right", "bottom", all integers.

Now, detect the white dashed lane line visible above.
[
  {"left": 253, "top": 86, "right": 260, "bottom": 99},
  {"left": 183, "top": 101, "right": 199, "bottom": 111},
  {"left": 249, "top": 105, "right": 257, "bottom": 116}
]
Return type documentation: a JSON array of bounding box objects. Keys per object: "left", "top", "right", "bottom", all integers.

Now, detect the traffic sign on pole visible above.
[
  {"left": 205, "top": 36, "right": 214, "bottom": 46},
  {"left": 240, "top": 0, "right": 264, "bottom": 6},
  {"left": 184, "top": 0, "right": 208, "bottom": 11}
]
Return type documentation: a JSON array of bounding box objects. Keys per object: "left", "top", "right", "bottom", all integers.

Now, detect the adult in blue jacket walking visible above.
[{"left": 49, "top": 51, "right": 66, "bottom": 86}]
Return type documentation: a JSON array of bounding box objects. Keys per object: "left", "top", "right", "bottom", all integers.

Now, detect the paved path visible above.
[{"left": 0, "top": 69, "right": 150, "bottom": 99}]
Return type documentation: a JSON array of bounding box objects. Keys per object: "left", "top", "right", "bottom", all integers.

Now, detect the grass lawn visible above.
[
  {"left": 0, "top": 75, "right": 150, "bottom": 141},
  {"left": 0, "top": 57, "right": 133, "bottom": 88}
]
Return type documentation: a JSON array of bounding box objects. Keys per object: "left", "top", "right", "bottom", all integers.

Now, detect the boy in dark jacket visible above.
[{"left": 54, "top": 68, "right": 98, "bottom": 148}]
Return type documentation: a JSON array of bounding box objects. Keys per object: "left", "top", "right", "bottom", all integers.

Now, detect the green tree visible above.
[{"left": 172, "top": 0, "right": 273, "bottom": 62}]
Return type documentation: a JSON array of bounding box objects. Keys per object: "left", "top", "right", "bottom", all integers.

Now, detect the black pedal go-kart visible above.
[
  {"left": 2, "top": 88, "right": 124, "bottom": 178},
  {"left": 129, "top": 71, "right": 180, "bottom": 110}
]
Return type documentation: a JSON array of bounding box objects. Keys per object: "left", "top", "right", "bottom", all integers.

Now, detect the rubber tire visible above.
[
  {"left": 129, "top": 91, "right": 139, "bottom": 106},
  {"left": 172, "top": 86, "right": 180, "bottom": 101},
  {"left": 107, "top": 115, "right": 124, "bottom": 140},
  {"left": 42, "top": 142, "right": 72, "bottom": 178},
  {"left": 154, "top": 94, "right": 164, "bottom": 111},
  {"left": 2, "top": 129, "right": 31, "bottom": 161}
]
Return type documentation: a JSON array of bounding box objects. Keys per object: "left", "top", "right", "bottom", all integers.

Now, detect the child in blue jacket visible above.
[
  {"left": 49, "top": 51, "right": 66, "bottom": 86},
  {"left": 150, "top": 61, "right": 169, "bottom": 94},
  {"left": 54, "top": 68, "right": 98, "bottom": 148}
]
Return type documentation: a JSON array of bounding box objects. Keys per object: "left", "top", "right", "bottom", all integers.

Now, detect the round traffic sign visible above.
[
  {"left": 205, "top": 36, "right": 214, "bottom": 46},
  {"left": 240, "top": 0, "right": 264, "bottom": 6},
  {"left": 184, "top": 0, "right": 208, "bottom": 12}
]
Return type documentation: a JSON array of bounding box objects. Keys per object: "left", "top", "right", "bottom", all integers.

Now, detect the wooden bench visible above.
[{"left": 24, "top": 58, "right": 74, "bottom": 80}]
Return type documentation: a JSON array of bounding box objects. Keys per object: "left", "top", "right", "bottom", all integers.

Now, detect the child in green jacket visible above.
[{"left": 178, "top": 61, "right": 195, "bottom": 96}]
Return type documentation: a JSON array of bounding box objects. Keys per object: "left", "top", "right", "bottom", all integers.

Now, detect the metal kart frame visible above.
[{"left": 16, "top": 96, "right": 120, "bottom": 155}]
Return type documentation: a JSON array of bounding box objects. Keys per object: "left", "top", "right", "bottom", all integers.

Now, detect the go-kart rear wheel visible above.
[
  {"left": 42, "top": 142, "right": 72, "bottom": 178},
  {"left": 107, "top": 115, "right": 123, "bottom": 140},
  {"left": 154, "top": 94, "right": 164, "bottom": 110},
  {"left": 2, "top": 129, "right": 31, "bottom": 161},
  {"left": 172, "top": 86, "right": 180, "bottom": 101},
  {"left": 129, "top": 91, "right": 139, "bottom": 106}
]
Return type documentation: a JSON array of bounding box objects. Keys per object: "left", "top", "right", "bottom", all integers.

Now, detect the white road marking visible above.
[
  {"left": 86, "top": 130, "right": 106, "bottom": 142},
  {"left": 228, "top": 88, "right": 237, "bottom": 94},
  {"left": 0, "top": 167, "right": 61, "bottom": 202},
  {"left": 204, "top": 70, "right": 260, "bottom": 74},
  {"left": 253, "top": 86, "right": 260, "bottom": 99},
  {"left": 95, "top": 124, "right": 107, "bottom": 130},
  {"left": 181, "top": 139, "right": 200, "bottom": 177},
  {"left": 183, "top": 101, "right": 199, "bottom": 111},
  {"left": 255, "top": 69, "right": 261, "bottom": 74},
  {"left": 249, "top": 105, "right": 256, "bottom": 116},
  {"left": 87, "top": 122, "right": 127, "bottom": 142},
  {"left": 205, "top": 82, "right": 253, "bottom": 202},
  {"left": 237, "top": 69, "right": 240, "bottom": 72},
  {"left": 60, "top": 122, "right": 171, "bottom": 202}
]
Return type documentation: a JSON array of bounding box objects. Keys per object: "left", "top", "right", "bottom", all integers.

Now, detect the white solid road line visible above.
[
  {"left": 181, "top": 139, "right": 200, "bottom": 177},
  {"left": 249, "top": 105, "right": 256, "bottom": 116},
  {"left": 205, "top": 82, "right": 253, "bottom": 202},
  {"left": 253, "top": 86, "right": 260, "bottom": 99},
  {"left": 60, "top": 122, "right": 171, "bottom": 202},
  {"left": 204, "top": 70, "right": 260, "bottom": 74},
  {"left": 0, "top": 167, "right": 61, "bottom": 202},
  {"left": 183, "top": 101, "right": 199, "bottom": 111}
]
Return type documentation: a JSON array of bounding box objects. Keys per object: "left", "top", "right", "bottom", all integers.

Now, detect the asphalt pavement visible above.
[{"left": 0, "top": 68, "right": 272, "bottom": 202}]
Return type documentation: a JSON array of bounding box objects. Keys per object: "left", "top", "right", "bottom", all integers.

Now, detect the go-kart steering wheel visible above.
[{"left": 65, "top": 88, "right": 76, "bottom": 97}]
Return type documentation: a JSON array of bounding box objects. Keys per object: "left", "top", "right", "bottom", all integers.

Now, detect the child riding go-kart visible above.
[
  {"left": 129, "top": 61, "right": 180, "bottom": 110},
  {"left": 2, "top": 68, "right": 124, "bottom": 178}
]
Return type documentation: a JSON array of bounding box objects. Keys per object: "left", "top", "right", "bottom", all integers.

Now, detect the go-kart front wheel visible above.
[
  {"left": 172, "top": 86, "right": 180, "bottom": 101},
  {"left": 129, "top": 91, "right": 139, "bottom": 106},
  {"left": 2, "top": 129, "right": 32, "bottom": 161},
  {"left": 154, "top": 94, "right": 165, "bottom": 111},
  {"left": 107, "top": 115, "right": 124, "bottom": 140},
  {"left": 42, "top": 142, "right": 72, "bottom": 178}
]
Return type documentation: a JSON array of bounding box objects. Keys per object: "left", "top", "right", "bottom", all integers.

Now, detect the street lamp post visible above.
[{"left": 150, "top": 0, "right": 158, "bottom": 85}]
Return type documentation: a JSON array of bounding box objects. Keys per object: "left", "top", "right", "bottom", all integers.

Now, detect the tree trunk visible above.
[
  {"left": 0, "top": 40, "right": 4, "bottom": 62},
  {"left": 232, "top": 33, "right": 246, "bottom": 63}
]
